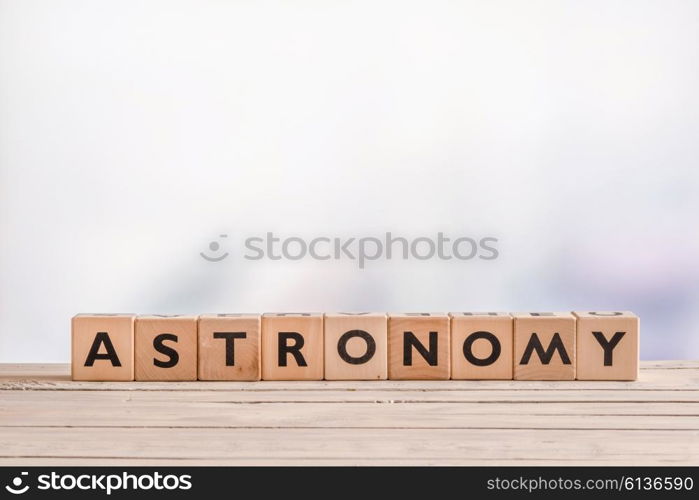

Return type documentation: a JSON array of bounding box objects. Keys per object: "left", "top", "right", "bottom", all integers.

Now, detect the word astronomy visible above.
[{"left": 71, "top": 312, "right": 639, "bottom": 381}]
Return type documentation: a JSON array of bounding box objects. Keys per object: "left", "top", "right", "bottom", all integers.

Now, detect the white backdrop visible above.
[{"left": 1, "top": 0, "right": 698, "bottom": 362}]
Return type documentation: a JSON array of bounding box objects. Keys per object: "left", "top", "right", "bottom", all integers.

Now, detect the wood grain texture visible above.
[
  {"left": 71, "top": 314, "right": 135, "bottom": 381},
  {"left": 261, "top": 314, "right": 323, "bottom": 380},
  {"left": 450, "top": 312, "right": 513, "bottom": 380},
  {"left": 135, "top": 315, "right": 198, "bottom": 381},
  {"left": 574, "top": 311, "right": 639, "bottom": 381},
  {"left": 514, "top": 312, "right": 576, "bottom": 380},
  {"left": 324, "top": 313, "right": 387, "bottom": 380},
  {"left": 198, "top": 314, "right": 261, "bottom": 381},
  {"left": 0, "top": 362, "right": 697, "bottom": 465},
  {"left": 388, "top": 313, "right": 450, "bottom": 380}
]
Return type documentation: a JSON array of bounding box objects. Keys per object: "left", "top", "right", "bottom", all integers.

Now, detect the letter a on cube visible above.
[{"left": 72, "top": 314, "right": 135, "bottom": 381}]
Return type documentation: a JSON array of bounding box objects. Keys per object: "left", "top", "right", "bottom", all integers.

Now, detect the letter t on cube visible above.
[{"left": 198, "top": 314, "right": 261, "bottom": 380}]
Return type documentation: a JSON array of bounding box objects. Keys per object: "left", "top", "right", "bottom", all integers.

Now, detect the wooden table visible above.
[{"left": 1, "top": 361, "right": 697, "bottom": 465}]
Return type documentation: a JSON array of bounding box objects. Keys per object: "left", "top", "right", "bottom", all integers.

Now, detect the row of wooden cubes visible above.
[{"left": 71, "top": 312, "right": 639, "bottom": 381}]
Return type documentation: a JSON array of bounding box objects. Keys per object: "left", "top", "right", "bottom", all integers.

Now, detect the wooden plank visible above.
[
  {"left": 3, "top": 377, "right": 699, "bottom": 392},
  {"left": 1, "top": 362, "right": 697, "bottom": 465},
  {"left": 1, "top": 403, "right": 698, "bottom": 430},
  {"left": 2, "top": 363, "right": 698, "bottom": 391},
  {"left": 0, "top": 457, "right": 690, "bottom": 466},
  {"left": 0, "top": 428, "right": 696, "bottom": 464},
  {"left": 639, "top": 361, "right": 699, "bottom": 369},
  {"left": 1, "top": 458, "right": 692, "bottom": 466},
  {"left": 3, "top": 388, "right": 697, "bottom": 403},
  {"left": 2, "top": 396, "right": 697, "bottom": 416}
]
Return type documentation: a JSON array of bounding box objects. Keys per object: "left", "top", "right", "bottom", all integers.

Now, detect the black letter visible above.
[
  {"left": 278, "top": 332, "right": 307, "bottom": 367},
  {"left": 519, "top": 332, "right": 571, "bottom": 365},
  {"left": 592, "top": 331, "right": 626, "bottom": 366},
  {"left": 403, "top": 331, "right": 438, "bottom": 366},
  {"left": 84, "top": 332, "right": 121, "bottom": 367},
  {"left": 337, "top": 330, "right": 376, "bottom": 365},
  {"left": 213, "top": 332, "right": 246, "bottom": 366},
  {"left": 463, "top": 331, "right": 501, "bottom": 366},
  {"left": 153, "top": 333, "right": 179, "bottom": 368}
]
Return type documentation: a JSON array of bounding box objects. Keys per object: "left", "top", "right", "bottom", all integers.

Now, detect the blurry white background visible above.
[{"left": 1, "top": 0, "right": 698, "bottom": 362}]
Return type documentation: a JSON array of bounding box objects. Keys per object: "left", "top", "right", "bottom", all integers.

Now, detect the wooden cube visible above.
[
  {"left": 198, "top": 314, "right": 261, "bottom": 381},
  {"left": 324, "top": 313, "right": 387, "bottom": 380},
  {"left": 388, "top": 313, "right": 450, "bottom": 380},
  {"left": 135, "top": 315, "right": 198, "bottom": 381},
  {"left": 71, "top": 314, "right": 135, "bottom": 381},
  {"left": 450, "top": 312, "right": 513, "bottom": 380},
  {"left": 513, "top": 312, "right": 576, "bottom": 380},
  {"left": 574, "top": 311, "right": 639, "bottom": 381},
  {"left": 261, "top": 313, "right": 323, "bottom": 380}
]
